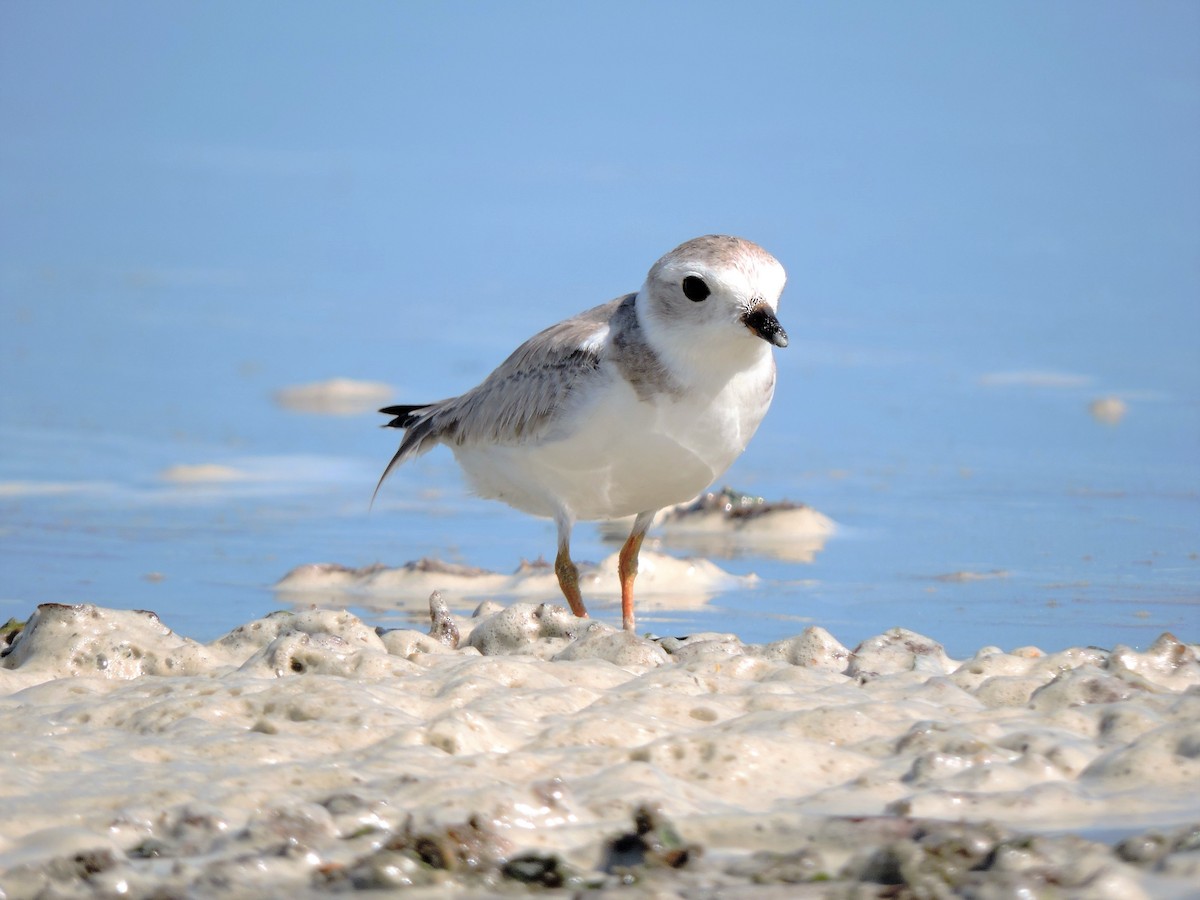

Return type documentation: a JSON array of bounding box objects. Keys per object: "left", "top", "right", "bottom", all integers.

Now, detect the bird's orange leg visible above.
[
  {"left": 618, "top": 511, "right": 655, "bottom": 633},
  {"left": 554, "top": 545, "right": 588, "bottom": 619}
]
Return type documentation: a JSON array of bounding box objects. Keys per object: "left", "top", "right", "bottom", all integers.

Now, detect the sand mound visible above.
[{"left": 1, "top": 602, "right": 1197, "bottom": 897}]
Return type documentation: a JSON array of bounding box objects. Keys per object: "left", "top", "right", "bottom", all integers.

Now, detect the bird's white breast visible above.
[{"left": 452, "top": 351, "right": 776, "bottom": 522}]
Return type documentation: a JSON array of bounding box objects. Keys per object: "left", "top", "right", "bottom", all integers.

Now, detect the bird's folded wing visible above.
[{"left": 409, "top": 295, "right": 631, "bottom": 451}]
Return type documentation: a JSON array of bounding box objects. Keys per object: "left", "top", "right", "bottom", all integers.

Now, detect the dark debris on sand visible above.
[{"left": 5, "top": 800, "right": 1199, "bottom": 898}]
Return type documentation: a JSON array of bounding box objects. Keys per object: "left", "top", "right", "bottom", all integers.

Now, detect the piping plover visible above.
[{"left": 375, "top": 235, "right": 788, "bottom": 632}]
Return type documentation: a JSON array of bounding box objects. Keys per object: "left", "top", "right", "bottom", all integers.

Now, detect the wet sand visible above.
[{"left": 2, "top": 600, "right": 1197, "bottom": 898}]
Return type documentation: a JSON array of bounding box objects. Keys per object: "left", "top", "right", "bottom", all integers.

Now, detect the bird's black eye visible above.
[{"left": 681, "top": 275, "right": 710, "bottom": 302}]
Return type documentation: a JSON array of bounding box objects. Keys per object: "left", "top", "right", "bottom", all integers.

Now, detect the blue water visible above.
[{"left": 2, "top": 3, "right": 1197, "bottom": 656}]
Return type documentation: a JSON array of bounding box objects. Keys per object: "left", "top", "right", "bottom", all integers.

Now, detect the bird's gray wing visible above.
[
  {"left": 374, "top": 295, "right": 632, "bottom": 497},
  {"left": 432, "top": 298, "right": 621, "bottom": 447}
]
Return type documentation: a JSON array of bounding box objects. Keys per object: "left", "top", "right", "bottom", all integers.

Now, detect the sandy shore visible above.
[{"left": 1, "top": 600, "right": 1198, "bottom": 898}]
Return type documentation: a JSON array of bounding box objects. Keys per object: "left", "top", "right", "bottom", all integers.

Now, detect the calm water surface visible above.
[{"left": 2, "top": 3, "right": 1196, "bottom": 657}]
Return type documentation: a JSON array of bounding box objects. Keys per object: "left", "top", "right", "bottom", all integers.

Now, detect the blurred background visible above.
[{"left": 2, "top": 1, "right": 1197, "bottom": 653}]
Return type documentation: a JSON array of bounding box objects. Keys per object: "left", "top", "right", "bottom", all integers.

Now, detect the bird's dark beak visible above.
[{"left": 742, "top": 304, "right": 789, "bottom": 348}]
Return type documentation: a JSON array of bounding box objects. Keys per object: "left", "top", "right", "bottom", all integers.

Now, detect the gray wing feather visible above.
[{"left": 374, "top": 296, "right": 630, "bottom": 500}]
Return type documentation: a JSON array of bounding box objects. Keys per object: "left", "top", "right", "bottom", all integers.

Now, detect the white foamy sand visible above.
[
  {"left": 600, "top": 488, "right": 836, "bottom": 563},
  {"left": 273, "top": 378, "right": 394, "bottom": 415},
  {"left": 1090, "top": 395, "right": 1130, "bottom": 425},
  {"left": 1, "top": 602, "right": 1198, "bottom": 897},
  {"left": 275, "top": 550, "right": 752, "bottom": 614},
  {"left": 276, "top": 489, "right": 832, "bottom": 621},
  {"left": 158, "top": 463, "right": 252, "bottom": 484}
]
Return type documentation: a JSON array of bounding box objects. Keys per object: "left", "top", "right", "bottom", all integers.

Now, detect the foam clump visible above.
[
  {"left": 846, "top": 627, "right": 958, "bottom": 677},
  {"left": 272, "top": 377, "right": 393, "bottom": 415},
  {"left": 554, "top": 623, "right": 672, "bottom": 668},
  {"left": 0, "top": 603, "right": 226, "bottom": 681},
  {"left": 1, "top": 602, "right": 1198, "bottom": 898},
  {"left": 465, "top": 601, "right": 581, "bottom": 658},
  {"left": 275, "top": 550, "right": 751, "bottom": 612},
  {"left": 601, "top": 486, "right": 836, "bottom": 563},
  {"left": 217, "top": 607, "right": 385, "bottom": 656}
]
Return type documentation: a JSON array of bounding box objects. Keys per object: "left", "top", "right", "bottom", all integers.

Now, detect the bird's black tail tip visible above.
[{"left": 379, "top": 404, "right": 429, "bottom": 429}]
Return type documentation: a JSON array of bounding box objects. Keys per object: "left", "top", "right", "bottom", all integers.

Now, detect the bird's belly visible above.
[{"left": 453, "top": 366, "right": 774, "bottom": 521}]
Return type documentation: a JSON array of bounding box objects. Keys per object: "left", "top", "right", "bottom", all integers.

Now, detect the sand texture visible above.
[{"left": 1, "top": 601, "right": 1198, "bottom": 898}]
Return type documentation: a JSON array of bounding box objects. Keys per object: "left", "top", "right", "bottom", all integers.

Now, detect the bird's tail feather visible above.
[
  {"left": 371, "top": 403, "right": 434, "bottom": 509},
  {"left": 380, "top": 404, "right": 428, "bottom": 429}
]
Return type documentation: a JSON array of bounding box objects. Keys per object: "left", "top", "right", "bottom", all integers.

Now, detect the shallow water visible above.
[
  {"left": 2, "top": 4, "right": 1197, "bottom": 655},
  {"left": 2, "top": 319, "right": 1195, "bottom": 656}
]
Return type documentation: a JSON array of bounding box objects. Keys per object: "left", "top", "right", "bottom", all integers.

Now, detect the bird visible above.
[{"left": 374, "top": 235, "right": 788, "bottom": 633}]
